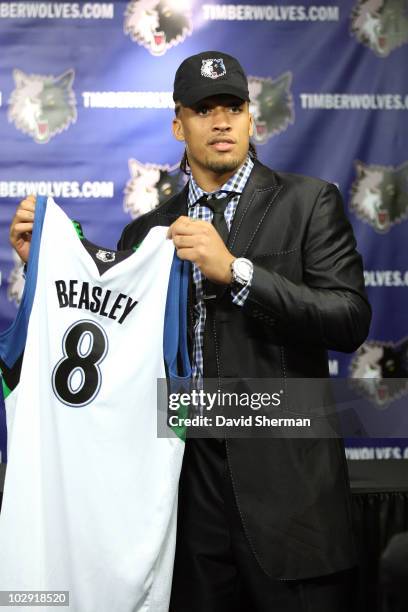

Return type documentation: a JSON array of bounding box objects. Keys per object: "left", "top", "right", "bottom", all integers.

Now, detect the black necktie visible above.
[
  {"left": 204, "top": 192, "right": 236, "bottom": 243},
  {"left": 202, "top": 191, "right": 237, "bottom": 300},
  {"left": 201, "top": 192, "right": 237, "bottom": 441}
]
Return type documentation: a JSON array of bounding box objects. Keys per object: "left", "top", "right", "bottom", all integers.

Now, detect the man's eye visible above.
[
  {"left": 230, "top": 106, "right": 242, "bottom": 113},
  {"left": 197, "top": 107, "right": 210, "bottom": 116}
]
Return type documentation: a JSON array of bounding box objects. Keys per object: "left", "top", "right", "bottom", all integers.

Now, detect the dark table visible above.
[{"left": 348, "top": 459, "right": 408, "bottom": 611}]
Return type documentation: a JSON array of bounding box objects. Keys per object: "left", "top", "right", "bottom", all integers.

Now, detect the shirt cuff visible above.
[{"left": 230, "top": 266, "right": 253, "bottom": 307}]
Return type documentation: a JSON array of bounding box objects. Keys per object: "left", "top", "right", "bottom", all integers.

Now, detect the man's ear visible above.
[
  {"left": 172, "top": 116, "right": 185, "bottom": 142},
  {"left": 248, "top": 111, "right": 254, "bottom": 137}
]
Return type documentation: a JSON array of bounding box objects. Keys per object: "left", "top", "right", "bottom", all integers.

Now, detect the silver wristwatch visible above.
[{"left": 230, "top": 258, "right": 253, "bottom": 286}]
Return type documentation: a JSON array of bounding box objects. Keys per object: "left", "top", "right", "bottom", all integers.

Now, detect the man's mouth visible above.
[{"left": 208, "top": 139, "right": 236, "bottom": 152}]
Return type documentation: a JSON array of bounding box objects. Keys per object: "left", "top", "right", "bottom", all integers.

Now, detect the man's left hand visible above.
[{"left": 167, "top": 215, "right": 235, "bottom": 284}]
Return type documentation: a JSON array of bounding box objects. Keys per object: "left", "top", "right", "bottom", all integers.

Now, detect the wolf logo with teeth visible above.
[
  {"left": 350, "top": 338, "right": 408, "bottom": 406},
  {"left": 350, "top": 0, "right": 408, "bottom": 57},
  {"left": 124, "top": 0, "right": 192, "bottom": 56},
  {"left": 8, "top": 69, "right": 77, "bottom": 144},
  {"left": 124, "top": 159, "right": 185, "bottom": 219},
  {"left": 350, "top": 160, "right": 408, "bottom": 232},
  {"left": 248, "top": 73, "right": 294, "bottom": 144}
]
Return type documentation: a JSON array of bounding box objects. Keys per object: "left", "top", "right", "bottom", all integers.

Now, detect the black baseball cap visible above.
[{"left": 173, "top": 51, "right": 250, "bottom": 107}]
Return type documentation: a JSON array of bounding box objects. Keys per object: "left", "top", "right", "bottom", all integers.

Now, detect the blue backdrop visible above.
[{"left": 0, "top": 0, "right": 407, "bottom": 462}]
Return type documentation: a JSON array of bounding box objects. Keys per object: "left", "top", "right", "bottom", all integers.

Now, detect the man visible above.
[{"left": 10, "top": 51, "right": 371, "bottom": 611}]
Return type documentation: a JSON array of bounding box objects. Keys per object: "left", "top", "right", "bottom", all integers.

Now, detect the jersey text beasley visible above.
[{"left": 55, "top": 279, "right": 138, "bottom": 324}]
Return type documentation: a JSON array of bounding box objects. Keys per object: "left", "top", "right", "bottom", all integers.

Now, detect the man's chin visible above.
[{"left": 205, "top": 156, "right": 241, "bottom": 175}]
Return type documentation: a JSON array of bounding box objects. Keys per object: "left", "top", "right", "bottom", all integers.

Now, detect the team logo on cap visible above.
[
  {"left": 248, "top": 73, "right": 294, "bottom": 144},
  {"left": 124, "top": 0, "right": 192, "bottom": 56},
  {"left": 200, "top": 59, "right": 226, "bottom": 79},
  {"left": 350, "top": 338, "right": 408, "bottom": 407},
  {"left": 124, "top": 159, "right": 186, "bottom": 219},
  {"left": 350, "top": 160, "right": 408, "bottom": 232},
  {"left": 8, "top": 69, "right": 77, "bottom": 144},
  {"left": 350, "top": 0, "right": 408, "bottom": 57}
]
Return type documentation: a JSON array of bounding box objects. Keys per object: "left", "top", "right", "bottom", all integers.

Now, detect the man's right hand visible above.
[{"left": 9, "top": 195, "right": 36, "bottom": 263}]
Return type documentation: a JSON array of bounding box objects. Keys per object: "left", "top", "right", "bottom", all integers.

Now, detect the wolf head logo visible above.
[
  {"left": 124, "top": 159, "right": 185, "bottom": 219},
  {"left": 350, "top": 160, "right": 408, "bottom": 232},
  {"left": 96, "top": 250, "right": 116, "bottom": 263},
  {"left": 350, "top": 0, "right": 408, "bottom": 57},
  {"left": 248, "top": 72, "right": 294, "bottom": 144},
  {"left": 350, "top": 339, "right": 408, "bottom": 406},
  {"left": 124, "top": 0, "right": 192, "bottom": 55},
  {"left": 7, "top": 250, "right": 25, "bottom": 306},
  {"left": 8, "top": 69, "right": 76, "bottom": 144},
  {"left": 200, "top": 59, "right": 226, "bottom": 80}
]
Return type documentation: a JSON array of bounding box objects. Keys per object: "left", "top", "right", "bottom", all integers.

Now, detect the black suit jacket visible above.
[{"left": 118, "top": 160, "right": 371, "bottom": 580}]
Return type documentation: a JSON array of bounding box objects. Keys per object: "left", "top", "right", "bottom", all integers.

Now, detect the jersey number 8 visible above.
[{"left": 52, "top": 320, "right": 108, "bottom": 407}]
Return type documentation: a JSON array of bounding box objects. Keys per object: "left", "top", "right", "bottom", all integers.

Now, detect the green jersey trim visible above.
[
  {"left": 1, "top": 377, "right": 12, "bottom": 400},
  {"left": 72, "top": 220, "right": 84, "bottom": 240},
  {"left": 170, "top": 399, "right": 188, "bottom": 442}
]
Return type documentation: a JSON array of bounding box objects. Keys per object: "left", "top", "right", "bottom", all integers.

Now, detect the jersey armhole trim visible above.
[
  {"left": 163, "top": 255, "right": 192, "bottom": 442},
  {"left": 163, "top": 255, "right": 192, "bottom": 382},
  {"left": 0, "top": 195, "right": 47, "bottom": 369}
]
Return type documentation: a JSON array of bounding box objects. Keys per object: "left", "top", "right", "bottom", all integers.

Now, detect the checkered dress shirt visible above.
[{"left": 187, "top": 156, "right": 254, "bottom": 385}]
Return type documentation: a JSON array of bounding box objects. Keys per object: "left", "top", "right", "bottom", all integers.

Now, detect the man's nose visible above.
[{"left": 211, "top": 107, "right": 231, "bottom": 130}]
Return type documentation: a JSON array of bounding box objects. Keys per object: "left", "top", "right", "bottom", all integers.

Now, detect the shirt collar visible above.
[{"left": 187, "top": 156, "right": 254, "bottom": 208}]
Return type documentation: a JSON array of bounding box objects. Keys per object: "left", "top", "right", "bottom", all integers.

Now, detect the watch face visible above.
[{"left": 234, "top": 259, "right": 252, "bottom": 282}]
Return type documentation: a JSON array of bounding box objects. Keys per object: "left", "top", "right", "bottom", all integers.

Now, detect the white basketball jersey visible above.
[{"left": 0, "top": 196, "right": 191, "bottom": 612}]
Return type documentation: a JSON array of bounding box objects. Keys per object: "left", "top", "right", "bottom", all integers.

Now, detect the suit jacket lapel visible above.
[
  {"left": 227, "top": 160, "right": 282, "bottom": 257},
  {"left": 210, "top": 161, "right": 282, "bottom": 302},
  {"left": 156, "top": 182, "right": 188, "bottom": 223}
]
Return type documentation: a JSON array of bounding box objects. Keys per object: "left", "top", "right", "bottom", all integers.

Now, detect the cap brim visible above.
[{"left": 178, "top": 83, "right": 249, "bottom": 107}]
